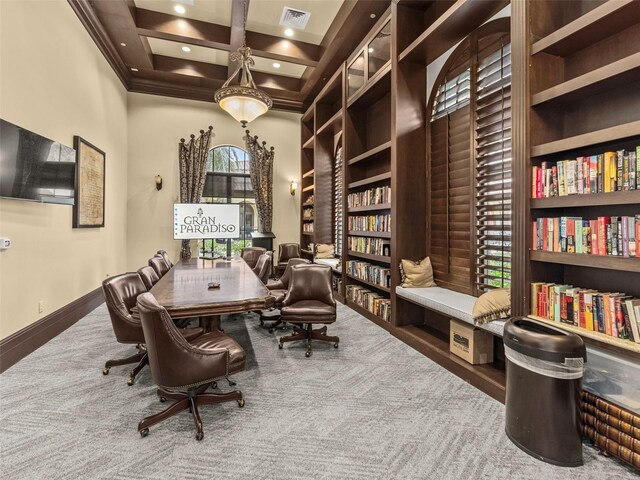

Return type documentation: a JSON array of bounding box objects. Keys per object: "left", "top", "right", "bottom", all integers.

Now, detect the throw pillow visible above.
[
  {"left": 315, "top": 243, "right": 335, "bottom": 259},
  {"left": 399, "top": 257, "right": 436, "bottom": 288},
  {"left": 473, "top": 288, "right": 511, "bottom": 325}
]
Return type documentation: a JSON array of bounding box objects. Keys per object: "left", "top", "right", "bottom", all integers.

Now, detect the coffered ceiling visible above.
[{"left": 68, "top": 0, "right": 391, "bottom": 112}]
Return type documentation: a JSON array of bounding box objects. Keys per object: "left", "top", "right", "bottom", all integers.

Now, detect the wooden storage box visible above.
[{"left": 450, "top": 319, "right": 494, "bottom": 365}]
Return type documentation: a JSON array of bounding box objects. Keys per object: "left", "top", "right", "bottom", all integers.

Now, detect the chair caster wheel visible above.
[
  {"left": 259, "top": 320, "right": 264, "bottom": 326},
  {"left": 102, "top": 368, "right": 110, "bottom": 375},
  {"left": 305, "top": 351, "right": 311, "bottom": 358},
  {"left": 159, "top": 397, "right": 167, "bottom": 403},
  {"left": 268, "top": 328, "right": 274, "bottom": 334},
  {"left": 196, "top": 432, "right": 204, "bottom": 441},
  {"left": 278, "top": 343, "right": 283, "bottom": 349},
  {"left": 127, "top": 376, "right": 135, "bottom": 386},
  {"left": 237, "top": 398, "right": 245, "bottom": 408},
  {"left": 211, "top": 381, "right": 217, "bottom": 390},
  {"left": 140, "top": 428, "right": 149, "bottom": 438},
  {"left": 334, "top": 343, "right": 339, "bottom": 348}
]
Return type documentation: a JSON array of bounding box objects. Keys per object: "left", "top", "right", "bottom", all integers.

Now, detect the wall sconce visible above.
[
  {"left": 289, "top": 180, "right": 297, "bottom": 196},
  {"left": 155, "top": 174, "right": 163, "bottom": 191}
]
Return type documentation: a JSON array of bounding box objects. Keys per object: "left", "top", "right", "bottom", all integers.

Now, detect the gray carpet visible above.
[{"left": 0, "top": 303, "right": 636, "bottom": 479}]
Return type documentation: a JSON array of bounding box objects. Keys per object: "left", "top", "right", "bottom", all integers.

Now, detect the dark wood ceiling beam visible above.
[
  {"left": 87, "top": 0, "right": 153, "bottom": 69},
  {"left": 67, "top": 0, "right": 130, "bottom": 86},
  {"left": 228, "top": 0, "right": 247, "bottom": 77},
  {"left": 134, "top": 8, "right": 319, "bottom": 67},
  {"left": 299, "top": 0, "right": 391, "bottom": 101},
  {"left": 153, "top": 55, "right": 303, "bottom": 93}
]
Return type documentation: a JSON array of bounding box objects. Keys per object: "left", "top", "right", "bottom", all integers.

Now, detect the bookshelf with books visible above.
[
  {"left": 300, "top": 105, "right": 315, "bottom": 252},
  {"left": 518, "top": 0, "right": 640, "bottom": 358},
  {"left": 344, "top": 11, "right": 393, "bottom": 324}
]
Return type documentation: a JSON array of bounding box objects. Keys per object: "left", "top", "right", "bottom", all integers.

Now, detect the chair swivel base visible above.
[
  {"left": 259, "top": 309, "right": 288, "bottom": 333},
  {"left": 102, "top": 347, "right": 148, "bottom": 386},
  {"left": 278, "top": 324, "right": 339, "bottom": 357},
  {"left": 139, "top": 383, "right": 244, "bottom": 441}
]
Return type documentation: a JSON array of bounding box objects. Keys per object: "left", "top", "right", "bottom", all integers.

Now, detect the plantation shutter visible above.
[
  {"left": 475, "top": 43, "right": 512, "bottom": 292},
  {"left": 334, "top": 146, "right": 343, "bottom": 256},
  {"left": 430, "top": 81, "right": 472, "bottom": 295}
]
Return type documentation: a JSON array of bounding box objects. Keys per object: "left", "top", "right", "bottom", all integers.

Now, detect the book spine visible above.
[{"left": 630, "top": 150, "right": 636, "bottom": 191}]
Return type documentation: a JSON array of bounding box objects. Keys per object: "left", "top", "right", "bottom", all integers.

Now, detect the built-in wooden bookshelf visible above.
[{"left": 522, "top": 0, "right": 640, "bottom": 358}]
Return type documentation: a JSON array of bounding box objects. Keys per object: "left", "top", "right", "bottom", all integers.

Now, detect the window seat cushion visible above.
[
  {"left": 395, "top": 286, "right": 506, "bottom": 337},
  {"left": 314, "top": 258, "right": 341, "bottom": 272}
]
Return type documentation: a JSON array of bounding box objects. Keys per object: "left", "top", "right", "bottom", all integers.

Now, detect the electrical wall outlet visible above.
[
  {"left": 38, "top": 301, "right": 44, "bottom": 314},
  {"left": 0, "top": 237, "right": 11, "bottom": 250}
]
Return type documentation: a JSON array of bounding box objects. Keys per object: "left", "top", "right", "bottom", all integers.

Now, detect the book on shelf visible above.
[
  {"left": 531, "top": 283, "right": 640, "bottom": 343},
  {"left": 531, "top": 146, "right": 639, "bottom": 199},
  {"left": 532, "top": 215, "right": 640, "bottom": 257},
  {"left": 347, "top": 214, "right": 391, "bottom": 233},
  {"left": 346, "top": 260, "right": 390, "bottom": 288},
  {"left": 346, "top": 284, "right": 391, "bottom": 321},
  {"left": 348, "top": 236, "right": 390, "bottom": 256},
  {"left": 347, "top": 185, "right": 391, "bottom": 208}
]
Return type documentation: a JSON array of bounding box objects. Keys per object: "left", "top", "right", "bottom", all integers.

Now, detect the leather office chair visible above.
[
  {"left": 137, "top": 266, "right": 160, "bottom": 290},
  {"left": 261, "top": 258, "right": 310, "bottom": 332},
  {"left": 276, "top": 243, "right": 301, "bottom": 276},
  {"left": 157, "top": 250, "right": 174, "bottom": 268},
  {"left": 241, "top": 246, "right": 267, "bottom": 269},
  {"left": 136, "top": 292, "right": 246, "bottom": 441},
  {"left": 279, "top": 264, "right": 339, "bottom": 357},
  {"left": 149, "top": 255, "right": 170, "bottom": 277},
  {"left": 102, "top": 273, "right": 203, "bottom": 385},
  {"left": 252, "top": 253, "right": 272, "bottom": 285}
]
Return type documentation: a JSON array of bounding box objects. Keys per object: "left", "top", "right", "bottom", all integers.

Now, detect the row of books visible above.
[
  {"left": 302, "top": 208, "right": 313, "bottom": 219},
  {"left": 346, "top": 285, "right": 391, "bottom": 321},
  {"left": 532, "top": 147, "right": 640, "bottom": 198},
  {"left": 348, "top": 237, "right": 390, "bottom": 256},
  {"left": 531, "top": 283, "right": 640, "bottom": 343},
  {"left": 303, "top": 194, "right": 314, "bottom": 206},
  {"left": 303, "top": 223, "right": 314, "bottom": 233},
  {"left": 346, "top": 260, "right": 391, "bottom": 288},
  {"left": 347, "top": 186, "right": 391, "bottom": 208},
  {"left": 347, "top": 214, "right": 391, "bottom": 233},
  {"left": 532, "top": 216, "right": 640, "bottom": 257}
]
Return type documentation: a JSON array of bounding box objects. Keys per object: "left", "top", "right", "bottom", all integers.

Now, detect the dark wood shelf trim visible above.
[
  {"left": 398, "top": 0, "right": 509, "bottom": 64},
  {"left": 347, "top": 300, "right": 393, "bottom": 332},
  {"left": 302, "top": 168, "right": 315, "bottom": 179},
  {"left": 348, "top": 172, "right": 391, "bottom": 189},
  {"left": 347, "top": 63, "right": 391, "bottom": 108},
  {"left": 347, "top": 231, "right": 391, "bottom": 239},
  {"left": 301, "top": 105, "right": 314, "bottom": 123},
  {"left": 347, "top": 140, "right": 392, "bottom": 165},
  {"left": 395, "top": 325, "right": 505, "bottom": 402},
  {"left": 348, "top": 203, "right": 392, "bottom": 213},
  {"left": 530, "top": 190, "right": 640, "bottom": 209},
  {"left": 346, "top": 251, "right": 391, "bottom": 264},
  {"left": 302, "top": 217, "right": 314, "bottom": 221},
  {"left": 302, "top": 202, "right": 314, "bottom": 207},
  {"left": 316, "top": 110, "right": 343, "bottom": 136},
  {"left": 529, "top": 250, "right": 640, "bottom": 273},
  {"left": 529, "top": 316, "right": 640, "bottom": 357},
  {"left": 302, "top": 184, "right": 315, "bottom": 192},
  {"left": 302, "top": 136, "right": 315, "bottom": 150},
  {"left": 531, "top": 52, "right": 640, "bottom": 106},
  {"left": 302, "top": 232, "right": 314, "bottom": 237},
  {"left": 531, "top": 0, "right": 640, "bottom": 57},
  {"left": 315, "top": 67, "right": 343, "bottom": 105},
  {"left": 531, "top": 121, "right": 640, "bottom": 157},
  {"left": 346, "top": 274, "right": 391, "bottom": 293}
]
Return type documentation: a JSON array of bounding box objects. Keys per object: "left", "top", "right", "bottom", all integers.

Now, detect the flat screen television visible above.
[{"left": 0, "top": 119, "right": 76, "bottom": 205}]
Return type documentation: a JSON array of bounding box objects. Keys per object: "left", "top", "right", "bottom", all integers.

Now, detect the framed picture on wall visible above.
[{"left": 73, "top": 136, "right": 105, "bottom": 228}]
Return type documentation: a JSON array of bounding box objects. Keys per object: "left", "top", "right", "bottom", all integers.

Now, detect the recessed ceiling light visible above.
[
  {"left": 284, "top": 28, "right": 294, "bottom": 37},
  {"left": 174, "top": 5, "right": 186, "bottom": 14},
  {"left": 131, "top": 68, "right": 139, "bottom": 72},
  {"left": 182, "top": 46, "right": 191, "bottom": 52},
  {"left": 120, "top": 42, "right": 127, "bottom": 47},
  {"left": 370, "top": 13, "right": 376, "bottom": 19},
  {"left": 368, "top": 47, "right": 374, "bottom": 53},
  {"left": 272, "top": 62, "right": 281, "bottom": 69}
]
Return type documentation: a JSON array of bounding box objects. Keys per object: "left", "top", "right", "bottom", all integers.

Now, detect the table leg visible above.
[{"left": 200, "top": 315, "right": 221, "bottom": 333}]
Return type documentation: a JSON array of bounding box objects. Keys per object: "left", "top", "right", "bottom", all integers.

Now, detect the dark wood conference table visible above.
[{"left": 150, "top": 257, "right": 274, "bottom": 331}]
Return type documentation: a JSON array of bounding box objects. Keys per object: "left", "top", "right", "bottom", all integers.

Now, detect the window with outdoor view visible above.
[{"left": 199, "top": 145, "right": 257, "bottom": 257}]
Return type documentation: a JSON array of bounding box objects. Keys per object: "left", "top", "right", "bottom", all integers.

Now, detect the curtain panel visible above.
[
  {"left": 178, "top": 126, "right": 214, "bottom": 259},
  {"left": 244, "top": 130, "right": 274, "bottom": 233}
]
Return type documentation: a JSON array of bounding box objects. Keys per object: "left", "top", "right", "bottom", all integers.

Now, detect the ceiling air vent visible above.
[{"left": 279, "top": 7, "right": 311, "bottom": 30}]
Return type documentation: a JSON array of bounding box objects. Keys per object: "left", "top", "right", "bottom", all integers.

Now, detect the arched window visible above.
[
  {"left": 427, "top": 19, "right": 511, "bottom": 295},
  {"left": 199, "top": 145, "right": 257, "bottom": 257}
]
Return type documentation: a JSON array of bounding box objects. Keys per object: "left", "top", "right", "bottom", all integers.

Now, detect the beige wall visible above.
[
  {"left": 0, "top": 1, "right": 128, "bottom": 339},
  {"left": 126, "top": 93, "right": 301, "bottom": 270}
]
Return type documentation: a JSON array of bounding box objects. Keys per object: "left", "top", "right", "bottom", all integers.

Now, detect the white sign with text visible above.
[{"left": 173, "top": 203, "right": 240, "bottom": 239}]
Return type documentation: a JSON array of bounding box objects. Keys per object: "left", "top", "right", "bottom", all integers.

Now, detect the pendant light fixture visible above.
[{"left": 214, "top": 0, "right": 272, "bottom": 127}]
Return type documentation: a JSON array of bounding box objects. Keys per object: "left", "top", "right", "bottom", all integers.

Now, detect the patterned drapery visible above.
[
  {"left": 178, "top": 126, "right": 214, "bottom": 259},
  {"left": 244, "top": 130, "right": 274, "bottom": 233}
]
